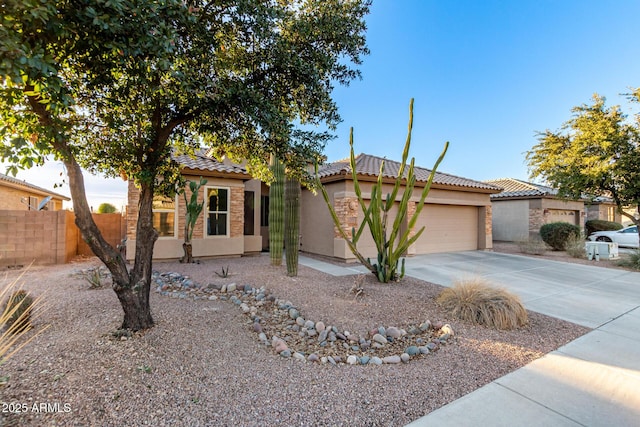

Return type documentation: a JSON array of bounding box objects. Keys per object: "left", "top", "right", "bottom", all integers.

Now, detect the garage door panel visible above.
[
  {"left": 414, "top": 205, "right": 478, "bottom": 253},
  {"left": 547, "top": 209, "right": 578, "bottom": 225}
]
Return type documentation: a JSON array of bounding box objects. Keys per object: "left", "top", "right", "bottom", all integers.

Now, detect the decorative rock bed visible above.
[{"left": 151, "top": 271, "right": 455, "bottom": 365}]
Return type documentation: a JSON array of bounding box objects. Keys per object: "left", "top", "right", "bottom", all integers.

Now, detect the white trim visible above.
[
  {"left": 205, "top": 186, "right": 230, "bottom": 238},
  {"left": 152, "top": 194, "right": 178, "bottom": 239}
]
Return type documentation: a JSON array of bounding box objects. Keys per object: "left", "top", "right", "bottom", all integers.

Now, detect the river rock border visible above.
[{"left": 152, "top": 271, "right": 455, "bottom": 366}]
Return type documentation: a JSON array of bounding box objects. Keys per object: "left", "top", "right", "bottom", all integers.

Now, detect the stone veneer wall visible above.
[
  {"left": 333, "top": 195, "right": 358, "bottom": 239},
  {"left": 127, "top": 180, "right": 245, "bottom": 240},
  {"left": 528, "top": 207, "right": 544, "bottom": 238}
]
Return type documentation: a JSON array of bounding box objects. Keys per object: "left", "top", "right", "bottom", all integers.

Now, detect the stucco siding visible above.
[{"left": 492, "top": 199, "right": 529, "bottom": 241}]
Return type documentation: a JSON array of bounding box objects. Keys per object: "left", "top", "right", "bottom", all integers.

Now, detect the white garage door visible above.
[{"left": 413, "top": 205, "right": 479, "bottom": 254}]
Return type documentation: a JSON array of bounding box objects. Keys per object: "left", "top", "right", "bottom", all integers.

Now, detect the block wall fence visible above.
[{"left": 0, "top": 210, "right": 124, "bottom": 268}]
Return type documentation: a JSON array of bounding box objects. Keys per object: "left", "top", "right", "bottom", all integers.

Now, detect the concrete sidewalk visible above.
[{"left": 299, "top": 252, "right": 640, "bottom": 426}]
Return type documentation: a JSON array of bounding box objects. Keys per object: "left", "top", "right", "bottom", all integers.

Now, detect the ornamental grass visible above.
[{"left": 437, "top": 277, "right": 528, "bottom": 330}]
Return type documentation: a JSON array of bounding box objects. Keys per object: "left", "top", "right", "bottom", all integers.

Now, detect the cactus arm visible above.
[
  {"left": 406, "top": 141, "right": 449, "bottom": 233},
  {"left": 315, "top": 165, "right": 376, "bottom": 273}
]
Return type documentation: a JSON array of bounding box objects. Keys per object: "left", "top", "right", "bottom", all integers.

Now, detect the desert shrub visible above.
[
  {"left": 617, "top": 250, "right": 640, "bottom": 270},
  {"left": 565, "top": 234, "right": 587, "bottom": 259},
  {"left": 436, "top": 277, "right": 528, "bottom": 330},
  {"left": 96, "top": 203, "right": 117, "bottom": 213},
  {"left": 3, "top": 290, "right": 32, "bottom": 333},
  {"left": 585, "top": 219, "right": 623, "bottom": 236},
  {"left": 517, "top": 237, "right": 547, "bottom": 255},
  {"left": 539, "top": 222, "right": 582, "bottom": 251},
  {"left": 1, "top": 273, "right": 48, "bottom": 364}
]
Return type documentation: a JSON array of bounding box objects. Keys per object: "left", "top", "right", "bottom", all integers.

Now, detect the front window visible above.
[
  {"left": 607, "top": 206, "right": 615, "bottom": 222},
  {"left": 622, "top": 226, "right": 638, "bottom": 234},
  {"left": 152, "top": 195, "right": 176, "bottom": 237},
  {"left": 207, "top": 187, "right": 229, "bottom": 236}
]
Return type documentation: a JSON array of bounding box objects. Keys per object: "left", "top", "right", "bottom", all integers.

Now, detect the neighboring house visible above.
[
  {"left": 485, "top": 178, "right": 585, "bottom": 242},
  {"left": 584, "top": 196, "right": 623, "bottom": 224},
  {"left": 0, "top": 172, "right": 70, "bottom": 210},
  {"left": 305, "top": 154, "right": 501, "bottom": 261}
]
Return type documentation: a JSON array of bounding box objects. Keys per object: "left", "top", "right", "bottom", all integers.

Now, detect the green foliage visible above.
[
  {"left": 285, "top": 176, "right": 301, "bottom": 276},
  {"left": 527, "top": 93, "right": 640, "bottom": 241},
  {"left": 97, "top": 203, "right": 117, "bottom": 214},
  {"left": 539, "top": 222, "right": 582, "bottom": 251},
  {"left": 317, "top": 99, "right": 449, "bottom": 282},
  {"left": 182, "top": 177, "right": 207, "bottom": 243},
  {"left": 269, "top": 156, "right": 285, "bottom": 266},
  {"left": 585, "top": 219, "right": 623, "bottom": 236},
  {"left": 437, "top": 277, "right": 528, "bottom": 330},
  {"left": 0, "top": 0, "right": 370, "bottom": 330}
]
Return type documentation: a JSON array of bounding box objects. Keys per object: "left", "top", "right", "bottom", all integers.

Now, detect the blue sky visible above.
[
  {"left": 4, "top": 0, "right": 640, "bottom": 208},
  {"left": 326, "top": 0, "right": 640, "bottom": 180}
]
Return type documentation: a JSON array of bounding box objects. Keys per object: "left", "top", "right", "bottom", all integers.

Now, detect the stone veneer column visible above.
[
  {"left": 405, "top": 201, "right": 417, "bottom": 255},
  {"left": 333, "top": 195, "right": 359, "bottom": 239},
  {"left": 529, "top": 208, "right": 544, "bottom": 239}
]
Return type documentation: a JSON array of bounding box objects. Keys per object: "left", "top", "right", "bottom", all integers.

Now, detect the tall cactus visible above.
[
  {"left": 269, "top": 155, "right": 285, "bottom": 266},
  {"left": 285, "top": 176, "right": 301, "bottom": 276},
  {"left": 317, "top": 99, "right": 449, "bottom": 282}
]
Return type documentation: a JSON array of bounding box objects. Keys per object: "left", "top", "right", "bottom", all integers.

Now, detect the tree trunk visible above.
[
  {"left": 181, "top": 242, "right": 193, "bottom": 264},
  {"left": 27, "top": 93, "right": 157, "bottom": 331},
  {"left": 67, "top": 157, "right": 156, "bottom": 330}
]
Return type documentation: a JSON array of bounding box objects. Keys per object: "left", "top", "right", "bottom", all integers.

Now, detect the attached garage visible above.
[
  {"left": 415, "top": 205, "right": 478, "bottom": 253},
  {"left": 301, "top": 153, "right": 501, "bottom": 261},
  {"left": 547, "top": 209, "right": 578, "bottom": 226},
  {"left": 485, "top": 178, "right": 585, "bottom": 241}
]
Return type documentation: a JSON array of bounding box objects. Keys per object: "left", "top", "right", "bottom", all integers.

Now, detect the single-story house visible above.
[
  {"left": 584, "top": 196, "right": 623, "bottom": 224},
  {"left": 126, "top": 151, "right": 501, "bottom": 261},
  {"left": 485, "top": 178, "right": 585, "bottom": 241},
  {"left": 305, "top": 154, "right": 501, "bottom": 261},
  {"left": 0, "top": 172, "right": 69, "bottom": 211},
  {"left": 125, "top": 150, "right": 263, "bottom": 261}
]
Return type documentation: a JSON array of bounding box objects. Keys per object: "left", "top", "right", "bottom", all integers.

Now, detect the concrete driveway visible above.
[
  {"left": 403, "top": 251, "right": 640, "bottom": 427},
  {"left": 403, "top": 250, "right": 640, "bottom": 329}
]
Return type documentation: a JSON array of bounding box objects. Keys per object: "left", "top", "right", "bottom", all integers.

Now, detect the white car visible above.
[{"left": 588, "top": 225, "right": 639, "bottom": 248}]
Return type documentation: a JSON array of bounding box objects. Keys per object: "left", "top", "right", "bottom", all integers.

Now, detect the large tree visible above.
[
  {"left": 526, "top": 92, "right": 640, "bottom": 244},
  {"left": 0, "top": 0, "right": 370, "bottom": 330}
]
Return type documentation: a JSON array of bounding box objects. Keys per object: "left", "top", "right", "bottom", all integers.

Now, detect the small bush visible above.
[
  {"left": 617, "top": 250, "right": 640, "bottom": 270},
  {"left": 436, "top": 277, "right": 528, "bottom": 330},
  {"left": 565, "top": 234, "right": 587, "bottom": 259},
  {"left": 585, "top": 219, "right": 623, "bottom": 236},
  {"left": 3, "top": 290, "right": 32, "bottom": 333},
  {"left": 540, "top": 222, "right": 582, "bottom": 251},
  {"left": 517, "top": 237, "right": 547, "bottom": 255},
  {"left": 96, "top": 203, "right": 117, "bottom": 213},
  {"left": 1, "top": 271, "right": 48, "bottom": 364}
]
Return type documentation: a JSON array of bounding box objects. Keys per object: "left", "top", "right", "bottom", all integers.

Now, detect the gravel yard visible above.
[{"left": 1, "top": 254, "right": 590, "bottom": 426}]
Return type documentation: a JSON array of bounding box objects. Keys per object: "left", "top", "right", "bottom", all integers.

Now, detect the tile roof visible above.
[
  {"left": 317, "top": 153, "right": 501, "bottom": 191},
  {"left": 484, "top": 178, "right": 559, "bottom": 199},
  {"left": 173, "top": 150, "right": 249, "bottom": 177},
  {"left": 0, "top": 172, "right": 70, "bottom": 200}
]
